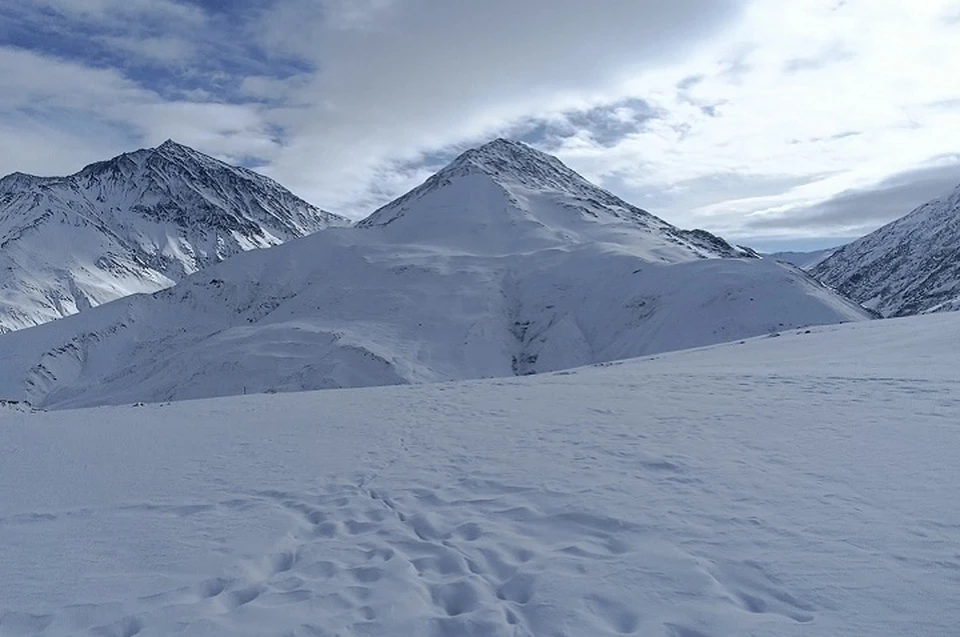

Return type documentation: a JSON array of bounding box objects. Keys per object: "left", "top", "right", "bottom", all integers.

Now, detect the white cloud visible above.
[
  {"left": 0, "top": 47, "right": 273, "bottom": 177},
  {"left": 550, "top": 0, "right": 960, "bottom": 238},
  {"left": 33, "top": 0, "right": 206, "bottom": 26},
  {"left": 1, "top": 0, "right": 958, "bottom": 246},
  {"left": 246, "top": 0, "right": 742, "bottom": 214},
  {"left": 98, "top": 35, "right": 198, "bottom": 65}
]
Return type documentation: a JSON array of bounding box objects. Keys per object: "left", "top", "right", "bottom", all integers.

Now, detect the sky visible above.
[{"left": 1, "top": 0, "right": 959, "bottom": 252}]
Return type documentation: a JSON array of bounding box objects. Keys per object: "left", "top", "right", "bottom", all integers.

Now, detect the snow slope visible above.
[
  {"left": 356, "top": 139, "right": 751, "bottom": 259},
  {"left": 1, "top": 312, "right": 958, "bottom": 637},
  {"left": 0, "top": 141, "right": 348, "bottom": 333},
  {"left": 0, "top": 140, "right": 870, "bottom": 409},
  {"left": 811, "top": 181, "right": 960, "bottom": 316}
]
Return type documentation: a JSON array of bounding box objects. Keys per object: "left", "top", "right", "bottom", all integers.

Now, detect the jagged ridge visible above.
[{"left": 0, "top": 140, "right": 348, "bottom": 332}]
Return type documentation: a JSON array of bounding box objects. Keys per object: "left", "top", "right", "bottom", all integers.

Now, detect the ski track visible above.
[{"left": 1, "top": 323, "right": 959, "bottom": 636}]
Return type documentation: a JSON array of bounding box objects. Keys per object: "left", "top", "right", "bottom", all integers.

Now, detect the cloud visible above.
[
  {"left": 97, "top": 35, "right": 198, "bottom": 66},
  {"left": 540, "top": 0, "right": 960, "bottom": 238},
  {"left": 32, "top": 0, "right": 207, "bottom": 27},
  {"left": 249, "top": 0, "right": 743, "bottom": 214},
  {"left": 0, "top": 0, "right": 742, "bottom": 213},
  {"left": 0, "top": 46, "right": 277, "bottom": 177},
  {"left": 741, "top": 158, "right": 960, "bottom": 234},
  {"left": 1, "top": 0, "right": 958, "bottom": 248},
  {"left": 782, "top": 43, "right": 854, "bottom": 73}
]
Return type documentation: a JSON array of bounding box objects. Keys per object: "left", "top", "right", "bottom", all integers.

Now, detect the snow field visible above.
[{"left": 1, "top": 313, "right": 958, "bottom": 636}]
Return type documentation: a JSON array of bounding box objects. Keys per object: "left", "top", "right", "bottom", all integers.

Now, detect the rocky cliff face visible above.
[{"left": 811, "top": 182, "right": 960, "bottom": 316}]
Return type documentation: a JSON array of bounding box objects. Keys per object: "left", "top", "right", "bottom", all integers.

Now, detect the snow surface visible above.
[
  {"left": 0, "top": 140, "right": 870, "bottom": 409},
  {"left": 1, "top": 312, "right": 958, "bottom": 636},
  {"left": 812, "top": 181, "right": 960, "bottom": 316},
  {"left": 0, "top": 141, "right": 347, "bottom": 333}
]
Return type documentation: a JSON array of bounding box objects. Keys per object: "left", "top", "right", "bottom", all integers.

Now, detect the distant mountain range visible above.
[
  {"left": 0, "top": 140, "right": 348, "bottom": 332},
  {"left": 768, "top": 248, "right": 836, "bottom": 270},
  {"left": 0, "top": 139, "right": 869, "bottom": 409},
  {"left": 811, "top": 182, "right": 960, "bottom": 316}
]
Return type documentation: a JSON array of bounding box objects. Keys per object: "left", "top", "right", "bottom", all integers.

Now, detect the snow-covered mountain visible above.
[
  {"left": 0, "top": 140, "right": 348, "bottom": 333},
  {"left": 811, "top": 181, "right": 960, "bottom": 316},
  {"left": 0, "top": 140, "right": 870, "bottom": 409},
  {"left": 3, "top": 312, "right": 958, "bottom": 637},
  {"left": 357, "top": 139, "right": 751, "bottom": 259},
  {"left": 768, "top": 247, "right": 837, "bottom": 270}
]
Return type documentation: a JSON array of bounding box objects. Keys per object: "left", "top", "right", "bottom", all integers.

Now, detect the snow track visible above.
[
  {"left": 0, "top": 479, "right": 829, "bottom": 637},
  {"left": 2, "top": 314, "right": 958, "bottom": 636}
]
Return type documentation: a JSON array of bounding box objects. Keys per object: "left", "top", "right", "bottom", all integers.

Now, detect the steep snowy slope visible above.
[
  {"left": 0, "top": 141, "right": 348, "bottom": 332},
  {"left": 811, "top": 181, "right": 960, "bottom": 316},
  {"left": 357, "top": 139, "right": 750, "bottom": 259},
  {"left": 0, "top": 140, "right": 870, "bottom": 409},
  {"left": 2, "top": 313, "right": 958, "bottom": 637}
]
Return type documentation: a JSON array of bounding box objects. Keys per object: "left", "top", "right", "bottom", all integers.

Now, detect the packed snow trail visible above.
[{"left": 1, "top": 314, "right": 959, "bottom": 636}]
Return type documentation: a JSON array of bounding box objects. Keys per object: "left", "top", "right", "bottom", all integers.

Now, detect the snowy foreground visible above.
[{"left": 2, "top": 313, "right": 959, "bottom": 637}]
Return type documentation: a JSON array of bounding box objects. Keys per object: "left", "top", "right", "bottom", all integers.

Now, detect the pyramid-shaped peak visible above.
[
  {"left": 452, "top": 138, "right": 565, "bottom": 171},
  {"left": 439, "top": 138, "right": 594, "bottom": 195},
  {"left": 75, "top": 139, "right": 211, "bottom": 178},
  {"left": 156, "top": 138, "right": 197, "bottom": 154},
  {"left": 153, "top": 139, "right": 215, "bottom": 163},
  {"left": 357, "top": 137, "right": 688, "bottom": 249},
  {"left": 472, "top": 138, "right": 547, "bottom": 157}
]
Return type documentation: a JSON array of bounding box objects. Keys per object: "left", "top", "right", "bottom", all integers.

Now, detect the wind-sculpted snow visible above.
[
  {"left": 812, "top": 181, "right": 960, "bottom": 316},
  {"left": 0, "top": 141, "right": 869, "bottom": 409},
  {"left": 1, "top": 313, "right": 958, "bottom": 636},
  {"left": 0, "top": 140, "right": 348, "bottom": 333}
]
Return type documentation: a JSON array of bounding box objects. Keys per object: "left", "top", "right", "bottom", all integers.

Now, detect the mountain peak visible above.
[
  {"left": 356, "top": 138, "right": 748, "bottom": 260},
  {"left": 74, "top": 140, "right": 230, "bottom": 184},
  {"left": 155, "top": 138, "right": 200, "bottom": 157},
  {"left": 463, "top": 138, "right": 543, "bottom": 160},
  {"left": 441, "top": 138, "right": 588, "bottom": 192},
  {"left": 0, "top": 171, "right": 44, "bottom": 193},
  {"left": 150, "top": 139, "right": 220, "bottom": 168},
  {"left": 356, "top": 138, "right": 603, "bottom": 232},
  {"left": 0, "top": 140, "right": 347, "bottom": 332}
]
